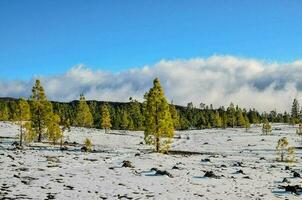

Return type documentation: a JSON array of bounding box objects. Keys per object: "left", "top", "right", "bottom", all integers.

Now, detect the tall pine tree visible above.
[
  {"left": 144, "top": 78, "right": 174, "bottom": 153},
  {"left": 30, "top": 79, "right": 53, "bottom": 142},
  {"left": 76, "top": 94, "right": 93, "bottom": 127},
  {"left": 291, "top": 98, "right": 300, "bottom": 124},
  {"left": 101, "top": 104, "right": 112, "bottom": 133}
]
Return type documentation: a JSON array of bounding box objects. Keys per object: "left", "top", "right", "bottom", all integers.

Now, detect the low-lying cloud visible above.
[{"left": 1, "top": 55, "right": 302, "bottom": 112}]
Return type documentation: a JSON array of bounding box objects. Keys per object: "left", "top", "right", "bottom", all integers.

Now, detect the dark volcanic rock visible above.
[
  {"left": 81, "top": 146, "right": 88, "bottom": 152},
  {"left": 204, "top": 171, "right": 219, "bottom": 178},
  {"left": 154, "top": 170, "right": 173, "bottom": 178},
  {"left": 293, "top": 171, "right": 301, "bottom": 178},
  {"left": 122, "top": 160, "right": 134, "bottom": 168}
]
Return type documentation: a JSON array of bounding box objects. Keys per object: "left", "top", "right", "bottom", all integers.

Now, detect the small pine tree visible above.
[
  {"left": 30, "top": 79, "right": 53, "bottom": 142},
  {"left": 262, "top": 118, "right": 272, "bottom": 134},
  {"left": 101, "top": 104, "right": 112, "bottom": 133},
  {"left": 244, "top": 115, "right": 250, "bottom": 132},
  {"left": 16, "top": 98, "right": 31, "bottom": 146},
  {"left": 276, "top": 137, "right": 296, "bottom": 162},
  {"left": 84, "top": 138, "right": 93, "bottom": 152},
  {"left": 296, "top": 123, "right": 302, "bottom": 135},
  {"left": 76, "top": 94, "right": 93, "bottom": 128},
  {"left": 46, "top": 113, "right": 62, "bottom": 145},
  {"left": 144, "top": 78, "right": 174, "bottom": 153}
]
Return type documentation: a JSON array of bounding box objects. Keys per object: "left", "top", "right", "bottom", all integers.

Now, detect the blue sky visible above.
[{"left": 1, "top": 0, "right": 302, "bottom": 80}]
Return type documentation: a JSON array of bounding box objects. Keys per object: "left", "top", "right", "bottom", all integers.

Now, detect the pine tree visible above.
[
  {"left": 30, "top": 79, "right": 53, "bottom": 142},
  {"left": 297, "top": 123, "right": 302, "bottom": 135},
  {"left": 46, "top": 113, "right": 62, "bottom": 144},
  {"left": 75, "top": 94, "right": 93, "bottom": 128},
  {"left": 129, "top": 98, "right": 144, "bottom": 130},
  {"left": 276, "top": 137, "right": 288, "bottom": 162},
  {"left": 262, "top": 118, "right": 272, "bottom": 134},
  {"left": 84, "top": 138, "right": 93, "bottom": 152},
  {"left": 169, "top": 103, "right": 181, "bottom": 130},
  {"left": 121, "top": 110, "right": 130, "bottom": 131},
  {"left": 214, "top": 111, "right": 222, "bottom": 128},
  {"left": 244, "top": 115, "right": 250, "bottom": 132},
  {"left": 236, "top": 108, "right": 246, "bottom": 127},
  {"left": 291, "top": 98, "right": 300, "bottom": 124},
  {"left": 0, "top": 104, "right": 9, "bottom": 121},
  {"left": 276, "top": 137, "right": 295, "bottom": 162},
  {"left": 227, "top": 103, "right": 236, "bottom": 127},
  {"left": 144, "top": 78, "right": 174, "bottom": 153},
  {"left": 101, "top": 104, "right": 112, "bottom": 133},
  {"left": 16, "top": 98, "right": 31, "bottom": 146}
]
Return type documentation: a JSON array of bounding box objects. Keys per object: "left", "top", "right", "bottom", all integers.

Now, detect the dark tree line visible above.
[{"left": 0, "top": 97, "right": 299, "bottom": 131}]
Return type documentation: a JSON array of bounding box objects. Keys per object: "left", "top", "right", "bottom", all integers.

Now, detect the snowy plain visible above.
[{"left": 0, "top": 121, "right": 302, "bottom": 200}]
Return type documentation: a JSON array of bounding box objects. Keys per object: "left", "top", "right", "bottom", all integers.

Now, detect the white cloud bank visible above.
[{"left": 1, "top": 55, "right": 302, "bottom": 112}]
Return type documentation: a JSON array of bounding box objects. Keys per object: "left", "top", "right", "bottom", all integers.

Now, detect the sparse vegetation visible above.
[
  {"left": 276, "top": 137, "right": 296, "bottom": 162},
  {"left": 84, "top": 138, "right": 93, "bottom": 152}
]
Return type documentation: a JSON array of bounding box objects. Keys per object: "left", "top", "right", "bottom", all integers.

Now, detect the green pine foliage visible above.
[
  {"left": 291, "top": 98, "right": 300, "bottom": 124},
  {"left": 46, "top": 113, "right": 62, "bottom": 145},
  {"left": 15, "top": 98, "right": 31, "bottom": 146},
  {"left": 0, "top": 104, "right": 9, "bottom": 121},
  {"left": 29, "top": 79, "right": 54, "bottom": 142},
  {"left": 169, "top": 103, "right": 181, "bottom": 130},
  {"left": 262, "top": 118, "right": 272, "bottom": 134},
  {"left": 84, "top": 138, "right": 93, "bottom": 152},
  {"left": 276, "top": 137, "right": 296, "bottom": 162},
  {"left": 101, "top": 104, "right": 112, "bottom": 133},
  {"left": 144, "top": 78, "right": 174, "bottom": 153},
  {"left": 76, "top": 94, "right": 93, "bottom": 128}
]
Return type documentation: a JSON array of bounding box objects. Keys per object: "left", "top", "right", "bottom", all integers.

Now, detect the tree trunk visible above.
[
  {"left": 20, "top": 124, "right": 23, "bottom": 146},
  {"left": 156, "top": 136, "right": 160, "bottom": 152}
]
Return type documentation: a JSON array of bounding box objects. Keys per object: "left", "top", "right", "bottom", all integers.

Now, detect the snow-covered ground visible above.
[{"left": 1, "top": 122, "right": 302, "bottom": 200}]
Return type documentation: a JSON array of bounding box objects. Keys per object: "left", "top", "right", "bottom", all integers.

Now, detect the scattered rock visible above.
[
  {"left": 154, "top": 170, "right": 173, "bottom": 178},
  {"left": 220, "top": 164, "right": 227, "bottom": 168},
  {"left": 201, "top": 158, "right": 210, "bottom": 162},
  {"left": 236, "top": 169, "right": 244, "bottom": 174},
  {"left": 81, "top": 146, "right": 88, "bottom": 152},
  {"left": 83, "top": 158, "right": 98, "bottom": 162},
  {"left": 46, "top": 193, "right": 56, "bottom": 200},
  {"left": 233, "top": 161, "right": 243, "bottom": 167},
  {"left": 285, "top": 166, "right": 290, "bottom": 170},
  {"left": 279, "top": 185, "right": 302, "bottom": 195},
  {"left": 282, "top": 178, "right": 290, "bottom": 183},
  {"left": 172, "top": 165, "right": 180, "bottom": 170},
  {"left": 259, "top": 157, "right": 265, "bottom": 160},
  {"left": 122, "top": 160, "right": 134, "bottom": 168},
  {"left": 60, "top": 146, "right": 68, "bottom": 151},
  {"left": 134, "top": 153, "right": 140, "bottom": 157},
  {"left": 203, "top": 171, "right": 219, "bottom": 178},
  {"left": 7, "top": 154, "right": 14, "bottom": 160},
  {"left": 293, "top": 171, "right": 301, "bottom": 178},
  {"left": 11, "top": 141, "right": 19, "bottom": 146},
  {"left": 64, "top": 185, "right": 74, "bottom": 190}
]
